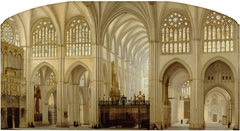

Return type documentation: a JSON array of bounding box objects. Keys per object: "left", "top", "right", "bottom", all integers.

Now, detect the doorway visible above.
[
  {"left": 213, "top": 114, "right": 217, "bottom": 122},
  {"left": 7, "top": 108, "right": 19, "bottom": 128}
]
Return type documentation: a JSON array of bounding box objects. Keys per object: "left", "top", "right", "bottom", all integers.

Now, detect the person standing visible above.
[{"left": 228, "top": 122, "right": 231, "bottom": 128}]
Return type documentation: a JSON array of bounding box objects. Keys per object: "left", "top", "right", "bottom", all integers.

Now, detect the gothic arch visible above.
[
  {"left": 201, "top": 56, "right": 237, "bottom": 81},
  {"left": 45, "top": 86, "right": 57, "bottom": 105},
  {"left": 204, "top": 84, "right": 235, "bottom": 105},
  {"left": 31, "top": 61, "right": 58, "bottom": 83},
  {"left": 159, "top": 58, "right": 193, "bottom": 81},
  {"left": 64, "top": 61, "right": 92, "bottom": 83}
]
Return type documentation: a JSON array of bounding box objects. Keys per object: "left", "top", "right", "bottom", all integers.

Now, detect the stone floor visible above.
[
  {"left": 6, "top": 122, "right": 232, "bottom": 130},
  {"left": 166, "top": 122, "right": 231, "bottom": 130}
]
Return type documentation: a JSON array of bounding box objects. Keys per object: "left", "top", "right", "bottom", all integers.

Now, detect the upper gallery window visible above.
[
  {"left": 32, "top": 19, "right": 57, "bottom": 57},
  {"left": 1, "top": 18, "right": 20, "bottom": 47},
  {"left": 203, "top": 11, "right": 235, "bottom": 53},
  {"left": 46, "top": 71, "right": 55, "bottom": 86},
  {"left": 66, "top": 17, "right": 91, "bottom": 56},
  {"left": 161, "top": 12, "right": 190, "bottom": 54}
]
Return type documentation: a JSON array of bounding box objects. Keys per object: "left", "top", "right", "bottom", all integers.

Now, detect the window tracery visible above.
[
  {"left": 162, "top": 12, "right": 190, "bottom": 54},
  {"left": 1, "top": 23, "right": 13, "bottom": 45},
  {"left": 47, "top": 72, "right": 55, "bottom": 86},
  {"left": 182, "top": 81, "right": 190, "bottom": 97},
  {"left": 1, "top": 18, "right": 20, "bottom": 47},
  {"left": 66, "top": 18, "right": 91, "bottom": 56},
  {"left": 203, "top": 12, "right": 235, "bottom": 53},
  {"left": 35, "top": 71, "right": 41, "bottom": 85},
  {"left": 32, "top": 19, "right": 57, "bottom": 57}
]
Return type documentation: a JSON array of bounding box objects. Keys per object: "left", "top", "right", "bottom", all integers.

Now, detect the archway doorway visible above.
[
  {"left": 162, "top": 62, "right": 191, "bottom": 128},
  {"left": 203, "top": 60, "right": 235, "bottom": 129},
  {"left": 66, "top": 64, "right": 91, "bottom": 126},
  {"left": 47, "top": 91, "right": 57, "bottom": 125},
  {"left": 33, "top": 65, "right": 57, "bottom": 126},
  {"left": 204, "top": 87, "right": 231, "bottom": 125}
]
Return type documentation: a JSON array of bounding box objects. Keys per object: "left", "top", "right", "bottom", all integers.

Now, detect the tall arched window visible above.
[
  {"left": 161, "top": 12, "right": 190, "bottom": 54},
  {"left": 35, "top": 71, "right": 41, "bottom": 85},
  {"left": 66, "top": 17, "right": 91, "bottom": 56},
  {"left": 32, "top": 19, "right": 57, "bottom": 57},
  {"left": 203, "top": 12, "right": 235, "bottom": 53},
  {"left": 180, "top": 80, "right": 190, "bottom": 100}
]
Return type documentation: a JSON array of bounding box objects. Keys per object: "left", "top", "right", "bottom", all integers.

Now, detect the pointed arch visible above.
[
  {"left": 31, "top": 61, "right": 58, "bottom": 82},
  {"left": 64, "top": 61, "right": 92, "bottom": 83},
  {"left": 159, "top": 58, "right": 193, "bottom": 81},
  {"left": 201, "top": 56, "right": 237, "bottom": 81}
]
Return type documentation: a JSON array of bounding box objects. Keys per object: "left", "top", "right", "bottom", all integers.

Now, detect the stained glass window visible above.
[
  {"left": 203, "top": 12, "right": 235, "bottom": 53},
  {"left": 162, "top": 12, "right": 190, "bottom": 54},
  {"left": 47, "top": 72, "right": 55, "bottom": 86},
  {"left": 1, "top": 18, "right": 20, "bottom": 47},
  {"left": 66, "top": 18, "right": 91, "bottom": 56},
  {"left": 181, "top": 80, "right": 190, "bottom": 99},
  {"left": 1, "top": 23, "right": 13, "bottom": 45},
  {"left": 32, "top": 19, "right": 57, "bottom": 57},
  {"left": 35, "top": 71, "right": 41, "bottom": 85}
]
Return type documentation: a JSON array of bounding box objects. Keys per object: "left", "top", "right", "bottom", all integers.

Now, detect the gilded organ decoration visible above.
[
  {"left": 1, "top": 39, "right": 26, "bottom": 128},
  {"left": 109, "top": 61, "right": 120, "bottom": 102}
]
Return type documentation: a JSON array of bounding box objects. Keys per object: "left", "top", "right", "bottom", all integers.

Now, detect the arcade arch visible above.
[
  {"left": 31, "top": 65, "right": 57, "bottom": 125},
  {"left": 65, "top": 64, "right": 91, "bottom": 125},
  {"left": 161, "top": 61, "right": 191, "bottom": 127},
  {"left": 203, "top": 60, "right": 235, "bottom": 127}
]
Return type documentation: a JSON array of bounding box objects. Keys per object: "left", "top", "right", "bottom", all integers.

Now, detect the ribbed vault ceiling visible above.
[{"left": 105, "top": 13, "right": 149, "bottom": 68}]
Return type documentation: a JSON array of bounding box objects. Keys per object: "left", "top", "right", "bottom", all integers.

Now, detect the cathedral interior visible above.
[{"left": 1, "top": 1, "right": 239, "bottom": 130}]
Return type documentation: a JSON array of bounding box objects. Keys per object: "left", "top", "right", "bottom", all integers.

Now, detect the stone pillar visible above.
[
  {"left": 89, "top": 43, "right": 102, "bottom": 126},
  {"left": 232, "top": 35, "right": 239, "bottom": 130},
  {"left": 24, "top": 45, "right": 34, "bottom": 125},
  {"left": 149, "top": 40, "right": 163, "bottom": 128},
  {"left": 42, "top": 102, "right": 49, "bottom": 125},
  {"left": 189, "top": 79, "right": 204, "bottom": 129},
  {"left": 67, "top": 84, "right": 73, "bottom": 126},
  {"left": 56, "top": 72, "right": 62, "bottom": 127},
  {"left": 56, "top": 44, "right": 68, "bottom": 127}
]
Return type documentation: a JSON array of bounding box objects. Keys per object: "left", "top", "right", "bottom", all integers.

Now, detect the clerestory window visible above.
[
  {"left": 32, "top": 19, "right": 57, "bottom": 57},
  {"left": 203, "top": 12, "right": 235, "bottom": 53},
  {"left": 161, "top": 12, "right": 190, "bottom": 54},
  {"left": 66, "top": 17, "right": 91, "bottom": 56}
]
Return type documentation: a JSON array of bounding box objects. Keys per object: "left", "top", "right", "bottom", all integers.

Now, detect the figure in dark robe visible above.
[{"left": 34, "top": 86, "right": 41, "bottom": 120}]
